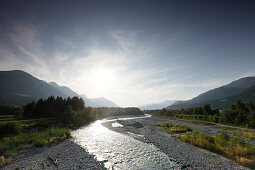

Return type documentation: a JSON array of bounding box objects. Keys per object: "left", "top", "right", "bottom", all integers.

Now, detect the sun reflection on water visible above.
[{"left": 72, "top": 115, "right": 179, "bottom": 169}]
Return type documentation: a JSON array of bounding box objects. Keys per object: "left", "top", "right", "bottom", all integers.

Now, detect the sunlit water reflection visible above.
[{"left": 72, "top": 115, "right": 179, "bottom": 169}]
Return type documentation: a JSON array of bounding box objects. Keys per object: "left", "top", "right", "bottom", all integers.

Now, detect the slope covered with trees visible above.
[
  {"left": 156, "top": 101, "right": 255, "bottom": 128},
  {"left": 167, "top": 77, "right": 255, "bottom": 110}
]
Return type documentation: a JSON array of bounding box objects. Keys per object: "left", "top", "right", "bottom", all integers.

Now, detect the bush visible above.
[
  {"left": 157, "top": 123, "right": 192, "bottom": 133},
  {"left": 0, "top": 127, "right": 70, "bottom": 157},
  {"left": 33, "top": 139, "right": 48, "bottom": 147},
  {"left": 0, "top": 122, "right": 22, "bottom": 138}
]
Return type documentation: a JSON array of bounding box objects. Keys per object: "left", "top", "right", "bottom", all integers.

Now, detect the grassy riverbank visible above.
[
  {"left": 0, "top": 119, "right": 70, "bottom": 166},
  {"left": 156, "top": 121, "right": 255, "bottom": 168},
  {"left": 0, "top": 97, "right": 144, "bottom": 167},
  {"left": 104, "top": 116, "right": 248, "bottom": 169},
  {"left": 0, "top": 127, "right": 70, "bottom": 157},
  {"left": 178, "top": 131, "right": 255, "bottom": 168},
  {"left": 156, "top": 123, "right": 192, "bottom": 133}
]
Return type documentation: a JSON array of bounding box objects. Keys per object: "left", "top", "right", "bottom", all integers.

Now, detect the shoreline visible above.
[
  {"left": 102, "top": 116, "right": 249, "bottom": 170},
  {"left": 2, "top": 115, "right": 250, "bottom": 170},
  {"left": 1, "top": 139, "right": 106, "bottom": 170}
]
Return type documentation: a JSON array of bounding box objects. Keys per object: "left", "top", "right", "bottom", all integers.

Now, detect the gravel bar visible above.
[
  {"left": 103, "top": 116, "right": 250, "bottom": 170},
  {"left": 1, "top": 140, "right": 106, "bottom": 170}
]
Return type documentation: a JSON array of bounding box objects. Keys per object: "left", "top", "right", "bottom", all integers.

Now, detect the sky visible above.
[{"left": 0, "top": 0, "right": 255, "bottom": 107}]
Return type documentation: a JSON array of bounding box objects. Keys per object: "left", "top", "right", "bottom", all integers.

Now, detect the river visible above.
[{"left": 72, "top": 114, "right": 179, "bottom": 169}]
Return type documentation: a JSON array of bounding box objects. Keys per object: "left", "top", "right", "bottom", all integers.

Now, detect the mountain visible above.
[
  {"left": 208, "top": 85, "right": 255, "bottom": 109},
  {"left": 81, "top": 95, "right": 118, "bottom": 107},
  {"left": 49, "top": 82, "right": 79, "bottom": 97},
  {"left": 138, "top": 100, "right": 178, "bottom": 110},
  {"left": 49, "top": 83, "right": 118, "bottom": 107},
  {"left": 225, "top": 77, "right": 255, "bottom": 89},
  {"left": 0, "top": 70, "right": 118, "bottom": 107},
  {"left": 0, "top": 70, "right": 68, "bottom": 105},
  {"left": 167, "top": 77, "right": 255, "bottom": 110}
]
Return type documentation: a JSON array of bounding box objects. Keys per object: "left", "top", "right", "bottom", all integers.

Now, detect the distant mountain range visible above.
[
  {"left": 138, "top": 100, "right": 178, "bottom": 110},
  {"left": 48, "top": 83, "right": 118, "bottom": 107},
  {"left": 2, "top": 70, "right": 254, "bottom": 109},
  {"left": 0, "top": 70, "right": 118, "bottom": 107},
  {"left": 167, "top": 77, "right": 255, "bottom": 110}
]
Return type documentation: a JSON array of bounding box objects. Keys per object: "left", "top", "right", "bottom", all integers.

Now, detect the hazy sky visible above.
[{"left": 0, "top": 0, "right": 255, "bottom": 106}]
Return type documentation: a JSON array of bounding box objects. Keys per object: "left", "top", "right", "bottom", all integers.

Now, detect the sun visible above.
[{"left": 91, "top": 69, "right": 114, "bottom": 89}]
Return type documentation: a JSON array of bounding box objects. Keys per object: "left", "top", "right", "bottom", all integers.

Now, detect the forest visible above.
[
  {"left": 152, "top": 100, "right": 255, "bottom": 128},
  {"left": 0, "top": 96, "right": 143, "bottom": 127}
]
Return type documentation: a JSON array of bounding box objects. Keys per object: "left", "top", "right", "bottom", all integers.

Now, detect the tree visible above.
[
  {"left": 247, "top": 111, "right": 255, "bottom": 127},
  {"left": 24, "top": 101, "right": 36, "bottom": 117},
  {"left": 35, "top": 99, "right": 44, "bottom": 117},
  {"left": 62, "top": 105, "right": 74, "bottom": 124},
  {"left": 234, "top": 110, "right": 247, "bottom": 125},
  {"left": 70, "top": 96, "right": 84, "bottom": 111},
  {"left": 203, "top": 104, "right": 212, "bottom": 115}
]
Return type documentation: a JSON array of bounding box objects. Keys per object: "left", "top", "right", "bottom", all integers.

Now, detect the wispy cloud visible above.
[
  {"left": 0, "top": 17, "right": 50, "bottom": 76},
  {"left": 1, "top": 14, "right": 254, "bottom": 107},
  {"left": 109, "top": 30, "right": 138, "bottom": 51}
]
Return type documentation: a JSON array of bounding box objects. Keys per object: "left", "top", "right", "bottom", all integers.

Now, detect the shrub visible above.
[
  {"left": 157, "top": 123, "right": 192, "bottom": 133},
  {"left": 0, "top": 127, "right": 70, "bottom": 157},
  {"left": 179, "top": 130, "right": 255, "bottom": 168},
  {"left": 33, "top": 139, "right": 48, "bottom": 147},
  {"left": 0, "top": 122, "right": 22, "bottom": 138}
]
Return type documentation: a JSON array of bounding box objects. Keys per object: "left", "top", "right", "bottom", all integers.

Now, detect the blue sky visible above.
[{"left": 0, "top": 0, "right": 255, "bottom": 106}]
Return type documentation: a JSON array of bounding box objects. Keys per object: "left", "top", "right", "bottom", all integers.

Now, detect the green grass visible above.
[
  {"left": 178, "top": 131, "right": 255, "bottom": 168},
  {"left": 0, "top": 115, "right": 16, "bottom": 118},
  {"left": 0, "top": 127, "right": 70, "bottom": 157},
  {"left": 230, "top": 129, "right": 255, "bottom": 139},
  {"left": 0, "top": 119, "right": 58, "bottom": 138},
  {"left": 216, "top": 126, "right": 255, "bottom": 140},
  {"left": 179, "top": 119, "right": 216, "bottom": 125},
  {"left": 156, "top": 123, "right": 192, "bottom": 133},
  {"left": 0, "top": 118, "right": 69, "bottom": 161},
  {"left": 0, "top": 117, "right": 16, "bottom": 122},
  {"left": 0, "top": 114, "right": 18, "bottom": 122},
  {"left": 0, "top": 114, "right": 56, "bottom": 123}
]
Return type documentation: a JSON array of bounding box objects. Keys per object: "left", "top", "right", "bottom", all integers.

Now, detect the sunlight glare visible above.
[{"left": 92, "top": 69, "right": 114, "bottom": 89}]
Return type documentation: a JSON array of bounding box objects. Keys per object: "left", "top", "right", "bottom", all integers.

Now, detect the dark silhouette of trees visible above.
[
  {"left": 23, "top": 96, "right": 144, "bottom": 126},
  {"left": 23, "top": 96, "right": 85, "bottom": 124},
  {"left": 203, "top": 104, "right": 212, "bottom": 115},
  {"left": 0, "top": 105, "right": 23, "bottom": 116},
  {"left": 24, "top": 101, "right": 36, "bottom": 117}
]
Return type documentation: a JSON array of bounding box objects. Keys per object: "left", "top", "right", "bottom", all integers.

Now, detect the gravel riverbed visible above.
[
  {"left": 1, "top": 140, "right": 106, "bottom": 170},
  {"left": 1, "top": 115, "right": 250, "bottom": 170},
  {"left": 103, "top": 116, "right": 250, "bottom": 170}
]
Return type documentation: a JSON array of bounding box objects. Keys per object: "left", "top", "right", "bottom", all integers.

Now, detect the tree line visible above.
[
  {"left": 24, "top": 96, "right": 84, "bottom": 119},
  {"left": 153, "top": 100, "right": 255, "bottom": 128},
  {"left": 22, "top": 96, "right": 143, "bottom": 126}
]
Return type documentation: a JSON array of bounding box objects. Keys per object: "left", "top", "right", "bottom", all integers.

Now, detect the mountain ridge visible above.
[
  {"left": 167, "top": 77, "right": 255, "bottom": 110},
  {"left": 138, "top": 100, "right": 178, "bottom": 110},
  {"left": 0, "top": 70, "right": 118, "bottom": 107},
  {"left": 49, "top": 82, "right": 118, "bottom": 107}
]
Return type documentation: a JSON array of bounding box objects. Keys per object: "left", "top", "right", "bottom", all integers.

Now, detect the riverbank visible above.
[
  {"left": 1, "top": 139, "right": 106, "bottom": 170},
  {"left": 103, "top": 116, "right": 249, "bottom": 169}
]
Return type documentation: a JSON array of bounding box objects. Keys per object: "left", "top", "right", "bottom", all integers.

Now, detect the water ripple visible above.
[{"left": 72, "top": 115, "right": 179, "bottom": 170}]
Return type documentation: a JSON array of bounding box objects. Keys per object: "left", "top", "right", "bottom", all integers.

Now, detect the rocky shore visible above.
[
  {"left": 103, "top": 116, "right": 249, "bottom": 170},
  {"left": 1, "top": 140, "right": 106, "bottom": 170}
]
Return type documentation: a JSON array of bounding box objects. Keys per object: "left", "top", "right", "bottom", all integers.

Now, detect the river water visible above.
[{"left": 72, "top": 115, "right": 179, "bottom": 170}]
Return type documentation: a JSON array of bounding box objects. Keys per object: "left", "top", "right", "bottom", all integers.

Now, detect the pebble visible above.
[
  {"left": 2, "top": 140, "right": 106, "bottom": 170},
  {"left": 103, "top": 116, "right": 250, "bottom": 170}
]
